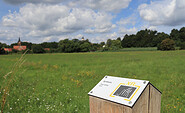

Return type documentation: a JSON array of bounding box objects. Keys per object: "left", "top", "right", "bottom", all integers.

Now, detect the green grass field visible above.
[{"left": 0, "top": 50, "right": 185, "bottom": 113}]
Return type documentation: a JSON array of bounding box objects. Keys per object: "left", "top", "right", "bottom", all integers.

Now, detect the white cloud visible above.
[
  {"left": 58, "top": 36, "right": 70, "bottom": 41},
  {"left": 117, "top": 16, "right": 136, "bottom": 25},
  {"left": 138, "top": 0, "right": 185, "bottom": 26},
  {"left": 90, "top": 32, "right": 119, "bottom": 43},
  {"left": 4, "top": 0, "right": 132, "bottom": 12},
  {"left": 116, "top": 14, "right": 138, "bottom": 36},
  {"left": 0, "top": 29, "right": 15, "bottom": 40},
  {"left": 69, "top": 0, "right": 132, "bottom": 12},
  {"left": 3, "top": 4, "right": 70, "bottom": 31},
  {"left": 1, "top": 0, "right": 133, "bottom": 44},
  {"left": 119, "top": 27, "right": 137, "bottom": 34},
  {"left": 140, "top": 24, "right": 157, "bottom": 30},
  {"left": 106, "top": 32, "right": 117, "bottom": 39},
  {"left": 89, "top": 33, "right": 116, "bottom": 43},
  {"left": 0, "top": 27, "right": 26, "bottom": 44},
  {"left": 148, "top": 26, "right": 157, "bottom": 30},
  {"left": 57, "top": 34, "right": 85, "bottom": 41},
  {"left": 3, "top": 0, "right": 67, "bottom": 5},
  {"left": 85, "top": 24, "right": 116, "bottom": 34},
  {"left": 43, "top": 37, "right": 52, "bottom": 42},
  {"left": 74, "top": 34, "right": 83, "bottom": 39},
  {"left": 1, "top": 4, "right": 115, "bottom": 43},
  {"left": 90, "top": 35, "right": 106, "bottom": 43}
]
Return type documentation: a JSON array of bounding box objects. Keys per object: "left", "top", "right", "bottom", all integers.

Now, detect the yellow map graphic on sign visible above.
[{"left": 110, "top": 82, "right": 140, "bottom": 101}]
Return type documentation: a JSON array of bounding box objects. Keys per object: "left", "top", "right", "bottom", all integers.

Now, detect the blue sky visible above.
[{"left": 0, "top": 0, "right": 185, "bottom": 44}]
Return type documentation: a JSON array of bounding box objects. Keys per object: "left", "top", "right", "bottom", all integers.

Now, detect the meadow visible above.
[{"left": 0, "top": 50, "right": 185, "bottom": 113}]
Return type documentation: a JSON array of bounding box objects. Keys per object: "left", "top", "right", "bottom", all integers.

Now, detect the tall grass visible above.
[
  {"left": 1, "top": 50, "right": 27, "bottom": 113},
  {"left": 0, "top": 50, "right": 184, "bottom": 112}
]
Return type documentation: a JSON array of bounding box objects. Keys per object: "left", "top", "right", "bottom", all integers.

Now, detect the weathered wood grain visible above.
[
  {"left": 149, "top": 84, "right": 161, "bottom": 113},
  {"left": 132, "top": 85, "right": 149, "bottom": 113},
  {"left": 89, "top": 84, "right": 161, "bottom": 113},
  {"left": 89, "top": 96, "right": 132, "bottom": 113}
]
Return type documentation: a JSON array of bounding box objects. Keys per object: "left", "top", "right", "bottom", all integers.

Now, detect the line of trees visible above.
[
  {"left": 1, "top": 27, "right": 185, "bottom": 54},
  {"left": 121, "top": 27, "right": 185, "bottom": 50},
  {"left": 0, "top": 39, "right": 104, "bottom": 54},
  {"left": 121, "top": 27, "right": 185, "bottom": 48},
  {"left": 102, "top": 27, "right": 185, "bottom": 51}
]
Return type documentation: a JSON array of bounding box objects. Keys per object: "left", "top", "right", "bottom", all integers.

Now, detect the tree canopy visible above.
[
  {"left": 32, "top": 44, "right": 45, "bottom": 53},
  {"left": 158, "top": 38, "right": 175, "bottom": 51}
]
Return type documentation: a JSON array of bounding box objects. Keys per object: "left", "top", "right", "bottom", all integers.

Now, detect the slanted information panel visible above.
[{"left": 88, "top": 76, "right": 149, "bottom": 107}]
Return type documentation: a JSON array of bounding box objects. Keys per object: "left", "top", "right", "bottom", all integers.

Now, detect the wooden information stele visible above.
[{"left": 88, "top": 76, "right": 149, "bottom": 107}]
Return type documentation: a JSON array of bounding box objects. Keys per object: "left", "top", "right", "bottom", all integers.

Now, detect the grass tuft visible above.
[{"left": 1, "top": 50, "right": 28, "bottom": 113}]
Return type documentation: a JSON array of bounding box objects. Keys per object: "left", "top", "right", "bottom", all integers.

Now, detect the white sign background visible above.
[{"left": 88, "top": 76, "right": 149, "bottom": 107}]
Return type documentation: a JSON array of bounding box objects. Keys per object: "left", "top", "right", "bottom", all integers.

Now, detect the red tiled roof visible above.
[
  {"left": 4, "top": 48, "right": 13, "bottom": 52},
  {"left": 44, "top": 48, "right": 50, "bottom": 51},
  {"left": 13, "top": 46, "right": 27, "bottom": 51}
]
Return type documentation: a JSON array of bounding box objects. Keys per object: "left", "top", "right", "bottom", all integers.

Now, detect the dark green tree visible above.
[
  {"left": 121, "top": 29, "right": 161, "bottom": 47},
  {"left": 179, "top": 42, "right": 185, "bottom": 50},
  {"left": 121, "top": 34, "right": 136, "bottom": 47},
  {"left": 32, "top": 44, "right": 45, "bottom": 53},
  {"left": 21, "top": 42, "right": 33, "bottom": 50},
  {"left": 0, "top": 48, "right": 5, "bottom": 54},
  {"left": 153, "top": 32, "right": 169, "bottom": 47},
  {"left": 158, "top": 38, "right": 175, "bottom": 51},
  {"left": 40, "top": 42, "right": 58, "bottom": 49},
  {"left": 10, "top": 43, "right": 17, "bottom": 48},
  {"left": 100, "top": 42, "right": 105, "bottom": 47},
  {"left": 135, "top": 29, "right": 157, "bottom": 47},
  {"left": 179, "top": 27, "right": 185, "bottom": 42},
  {"left": 170, "top": 29, "right": 180, "bottom": 46},
  {"left": 106, "top": 39, "right": 112, "bottom": 47},
  {"left": 116, "top": 37, "right": 121, "bottom": 41},
  {"left": 80, "top": 42, "right": 91, "bottom": 52},
  {"left": 58, "top": 39, "right": 74, "bottom": 53},
  {"left": 0, "top": 42, "right": 7, "bottom": 54},
  {"left": 91, "top": 43, "right": 101, "bottom": 51},
  {"left": 110, "top": 40, "right": 122, "bottom": 50},
  {"left": 58, "top": 39, "right": 84, "bottom": 53},
  {"left": 0, "top": 42, "right": 8, "bottom": 48}
]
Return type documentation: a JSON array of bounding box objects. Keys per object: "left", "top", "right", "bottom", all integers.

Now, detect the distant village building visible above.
[
  {"left": 4, "top": 48, "right": 12, "bottom": 52},
  {"left": 44, "top": 48, "right": 50, "bottom": 51},
  {"left": 13, "top": 38, "right": 27, "bottom": 51},
  {"left": 4, "top": 38, "right": 27, "bottom": 52}
]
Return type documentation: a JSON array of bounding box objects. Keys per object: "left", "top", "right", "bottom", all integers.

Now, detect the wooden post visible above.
[{"left": 89, "top": 84, "right": 161, "bottom": 113}]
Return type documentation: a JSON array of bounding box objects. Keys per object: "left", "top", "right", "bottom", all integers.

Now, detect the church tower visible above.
[
  {"left": 81, "top": 37, "right": 85, "bottom": 41},
  {"left": 17, "top": 37, "right": 21, "bottom": 46}
]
